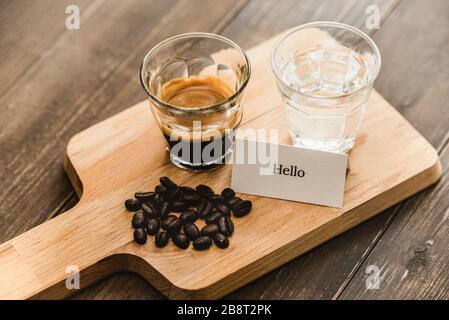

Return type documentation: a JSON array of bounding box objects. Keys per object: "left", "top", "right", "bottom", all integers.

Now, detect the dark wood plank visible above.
[
  {"left": 338, "top": 0, "right": 449, "bottom": 299},
  {"left": 0, "top": 0, "right": 92, "bottom": 98},
  {"left": 340, "top": 150, "right": 449, "bottom": 299},
  {"left": 368, "top": 0, "right": 449, "bottom": 149},
  {"left": 0, "top": 0, "right": 247, "bottom": 300},
  {"left": 222, "top": 0, "right": 399, "bottom": 49}
]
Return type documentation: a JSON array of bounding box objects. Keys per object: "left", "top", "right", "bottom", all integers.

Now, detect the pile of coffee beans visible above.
[{"left": 125, "top": 177, "right": 252, "bottom": 250}]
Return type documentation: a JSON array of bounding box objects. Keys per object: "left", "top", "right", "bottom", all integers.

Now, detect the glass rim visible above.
[
  {"left": 140, "top": 32, "right": 251, "bottom": 114},
  {"left": 270, "top": 21, "right": 382, "bottom": 102}
]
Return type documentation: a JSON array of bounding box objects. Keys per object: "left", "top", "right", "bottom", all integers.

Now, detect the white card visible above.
[{"left": 231, "top": 138, "right": 348, "bottom": 208}]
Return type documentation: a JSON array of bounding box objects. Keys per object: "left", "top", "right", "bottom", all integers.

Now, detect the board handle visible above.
[{"left": 0, "top": 204, "right": 128, "bottom": 299}]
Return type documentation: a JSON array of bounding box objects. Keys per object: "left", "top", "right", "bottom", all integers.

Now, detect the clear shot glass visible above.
[
  {"left": 140, "top": 33, "right": 251, "bottom": 171},
  {"left": 271, "top": 22, "right": 381, "bottom": 153}
]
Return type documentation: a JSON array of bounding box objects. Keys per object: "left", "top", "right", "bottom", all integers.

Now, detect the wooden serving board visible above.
[{"left": 0, "top": 31, "right": 441, "bottom": 300}]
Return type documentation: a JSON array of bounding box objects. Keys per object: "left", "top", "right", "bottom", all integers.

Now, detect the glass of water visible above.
[{"left": 271, "top": 22, "right": 381, "bottom": 153}]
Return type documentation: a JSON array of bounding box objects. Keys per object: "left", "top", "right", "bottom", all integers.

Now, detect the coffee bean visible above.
[
  {"left": 196, "top": 184, "right": 214, "bottom": 198},
  {"left": 216, "top": 203, "right": 231, "bottom": 217},
  {"left": 132, "top": 212, "right": 147, "bottom": 229},
  {"left": 128, "top": 179, "right": 251, "bottom": 251},
  {"left": 180, "top": 210, "right": 197, "bottom": 224},
  {"left": 142, "top": 202, "right": 157, "bottom": 217},
  {"left": 226, "top": 196, "right": 242, "bottom": 208},
  {"left": 218, "top": 216, "right": 234, "bottom": 236},
  {"left": 221, "top": 188, "right": 235, "bottom": 199},
  {"left": 166, "top": 187, "right": 182, "bottom": 201},
  {"left": 133, "top": 228, "right": 147, "bottom": 245},
  {"left": 183, "top": 192, "right": 202, "bottom": 204},
  {"left": 233, "top": 200, "right": 252, "bottom": 218},
  {"left": 211, "top": 194, "right": 225, "bottom": 205},
  {"left": 125, "top": 198, "right": 141, "bottom": 211},
  {"left": 197, "top": 199, "right": 207, "bottom": 212},
  {"left": 172, "top": 233, "right": 190, "bottom": 249},
  {"left": 187, "top": 206, "right": 197, "bottom": 212},
  {"left": 184, "top": 223, "right": 200, "bottom": 241},
  {"left": 171, "top": 200, "right": 187, "bottom": 212},
  {"left": 197, "top": 199, "right": 212, "bottom": 219},
  {"left": 166, "top": 218, "right": 182, "bottom": 235},
  {"left": 201, "top": 224, "right": 219, "bottom": 237},
  {"left": 193, "top": 236, "right": 212, "bottom": 250},
  {"left": 160, "top": 201, "right": 170, "bottom": 217},
  {"left": 160, "top": 176, "right": 177, "bottom": 190},
  {"left": 154, "top": 193, "right": 164, "bottom": 203},
  {"left": 162, "top": 215, "right": 177, "bottom": 230},
  {"left": 134, "top": 191, "right": 156, "bottom": 202},
  {"left": 146, "top": 218, "right": 160, "bottom": 236},
  {"left": 180, "top": 186, "right": 197, "bottom": 194},
  {"left": 155, "top": 184, "right": 168, "bottom": 195},
  {"left": 206, "top": 211, "right": 222, "bottom": 225},
  {"left": 213, "top": 233, "right": 229, "bottom": 249},
  {"left": 155, "top": 231, "right": 169, "bottom": 248}
]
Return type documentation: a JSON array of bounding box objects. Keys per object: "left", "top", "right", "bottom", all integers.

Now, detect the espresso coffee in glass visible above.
[{"left": 140, "top": 33, "right": 251, "bottom": 171}]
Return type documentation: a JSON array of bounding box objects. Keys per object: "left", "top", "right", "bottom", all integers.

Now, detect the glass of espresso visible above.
[{"left": 140, "top": 33, "right": 251, "bottom": 171}]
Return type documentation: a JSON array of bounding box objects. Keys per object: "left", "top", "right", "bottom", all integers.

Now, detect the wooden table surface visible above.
[{"left": 1, "top": 0, "right": 448, "bottom": 300}]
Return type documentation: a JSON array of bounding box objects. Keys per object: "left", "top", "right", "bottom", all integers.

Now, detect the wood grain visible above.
[
  {"left": 0, "top": 31, "right": 440, "bottom": 299},
  {"left": 222, "top": 0, "right": 399, "bottom": 49},
  {"left": 340, "top": 145, "right": 449, "bottom": 299},
  {"left": 339, "top": 0, "right": 449, "bottom": 299},
  {"left": 0, "top": 0, "right": 91, "bottom": 98}
]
